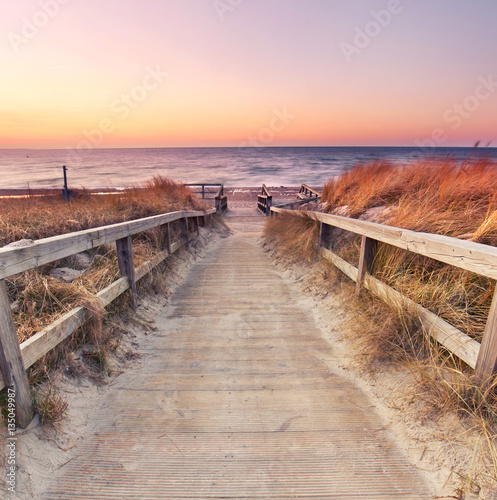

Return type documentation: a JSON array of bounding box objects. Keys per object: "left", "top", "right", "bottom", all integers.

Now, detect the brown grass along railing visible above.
[
  {"left": 0, "top": 208, "right": 216, "bottom": 428},
  {"left": 270, "top": 206, "right": 497, "bottom": 386}
]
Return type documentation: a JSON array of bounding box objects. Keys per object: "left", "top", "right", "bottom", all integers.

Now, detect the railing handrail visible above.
[
  {"left": 261, "top": 184, "right": 271, "bottom": 197},
  {"left": 271, "top": 207, "right": 497, "bottom": 280},
  {"left": 270, "top": 206, "right": 497, "bottom": 382},
  {"left": 186, "top": 183, "right": 224, "bottom": 187},
  {"left": 0, "top": 209, "right": 213, "bottom": 280},
  {"left": 299, "top": 184, "right": 321, "bottom": 198}
]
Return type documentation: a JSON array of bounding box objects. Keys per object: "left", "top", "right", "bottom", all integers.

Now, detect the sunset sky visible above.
[{"left": 1, "top": 0, "right": 496, "bottom": 149}]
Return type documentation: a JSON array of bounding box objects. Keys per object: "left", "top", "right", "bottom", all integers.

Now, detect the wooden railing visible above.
[
  {"left": 0, "top": 208, "right": 216, "bottom": 428},
  {"left": 270, "top": 206, "right": 497, "bottom": 386},
  {"left": 186, "top": 183, "right": 222, "bottom": 200},
  {"left": 257, "top": 184, "right": 273, "bottom": 215},
  {"left": 297, "top": 184, "right": 321, "bottom": 200},
  {"left": 259, "top": 184, "right": 322, "bottom": 214},
  {"left": 215, "top": 184, "right": 228, "bottom": 213}
]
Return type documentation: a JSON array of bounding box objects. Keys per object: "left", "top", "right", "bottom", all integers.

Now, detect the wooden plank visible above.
[
  {"left": 356, "top": 236, "right": 377, "bottom": 297},
  {"left": 0, "top": 279, "right": 33, "bottom": 428},
  {"left": 0, "top": 210, "right": 213, "bottom": 280},
  {"left": 320, "top": 248, "right": 480, "bottom": 369},
  {"left": 270, "top": 208, "right": 497, "bottom": 281},
  {"left": 20, "top": 306, "right": 89, "bottom": 374},
  {"left": 116, "top": 236, "right": 137, "bottom": 308},
  {"left": 474, "top": 287, "right": 497, "bottom": 383}
]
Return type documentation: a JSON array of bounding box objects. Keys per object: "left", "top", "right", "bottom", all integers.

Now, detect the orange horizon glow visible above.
[{"left": 1, "top": 2, "right": 496, "bottom": 150}]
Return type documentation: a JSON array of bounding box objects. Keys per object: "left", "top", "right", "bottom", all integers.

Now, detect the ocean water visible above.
[{"left": 0, "top": 146, "right": 496, "bottom": 189}]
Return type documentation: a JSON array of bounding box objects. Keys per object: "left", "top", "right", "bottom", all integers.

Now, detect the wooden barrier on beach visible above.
[
  {"left": 215, "top": 184, "right": 228, "bottom": 213},
  {"left": 257, "top": 184, "right": 273, "bottom": 215},
  {"left": 258, "top": 184, "right": 322, "bottom": 214},
  {"left": 186, "top": 183, "right": 222, "bottom": 200},
  {"left": 270, "top": 206, "right": 497, "bottom": 385},
  {"left": 0, "top": 208, "right": 216, "bottom": 428}
]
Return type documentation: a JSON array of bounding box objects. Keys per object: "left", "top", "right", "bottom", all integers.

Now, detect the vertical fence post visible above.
[
  {"left": 266, "top": 196, "right": 272, "bottom": 216},
  {"left": 182, "top": 217, "right": 190, "bottom": 245},
  {"left": 319, "top": 222, "right": 332, "bottom": 250},
  {"left": 116, "top": 236, "right": 137, "bottom": 308},
  {"left": 0, "top": 279, "right": 33, "bottom": 429},
  {"left": 160, "top": 223, "right": 172, "bottom": 255},
  {"left": 355, "top": 236, "right": 377, "bottom": 297},
  {"left": 475, "top": 287, "right": 497, "bottom": 384}
]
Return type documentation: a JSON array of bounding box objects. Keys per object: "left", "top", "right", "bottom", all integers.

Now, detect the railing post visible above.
[
  {"left": 475, "top": 288, "right": 497, "bottom": 384},
  {"left": 160, "top": 222, "right": 172, "bottom": 255},
  {"left": 182, "top": 217, "right": 190, "bottom": 245},
  {"left": 355, "top": 236, "right": 377, "bottom": 297},
  {"left": 319, "top": 222, "right": 332, "bottom": 250},
  {"left": 116, "top": 236, "right": 138, "bottom": 308},
  {"left": 266, "top": 196, "right": 272, "bottom": 216},
  {"left": 0, "top": 279, "right": 33, "bottom": 429}
]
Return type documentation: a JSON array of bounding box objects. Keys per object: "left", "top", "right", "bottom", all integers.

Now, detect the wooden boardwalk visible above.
[{"left": 44, "top": 208, "right": 432, "bottom": 499}]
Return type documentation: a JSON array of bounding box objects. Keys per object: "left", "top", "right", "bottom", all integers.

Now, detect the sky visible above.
[{"left": 1, "top": 0, "right": 496, "bottom": 149}]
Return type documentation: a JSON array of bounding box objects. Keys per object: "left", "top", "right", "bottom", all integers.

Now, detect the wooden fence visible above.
[
  {"left": 214, "top": 185, "right": 228, "bottom": 213},
  {"left": 269, "top": 206, "right": 497, "bottom": 386},
  {"left": 257, "top": 184, "right": 273, "bottom": 215},
  {"left": 258, "top": 184, "right": 322, "bottom": 214},
  {"left": 0, "top": 208, "right": 216, "bottom": 428}
]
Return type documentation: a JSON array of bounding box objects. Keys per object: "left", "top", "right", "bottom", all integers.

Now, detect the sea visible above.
[{"left": 1, "top": 146, "right": 496, "bottom": 190}]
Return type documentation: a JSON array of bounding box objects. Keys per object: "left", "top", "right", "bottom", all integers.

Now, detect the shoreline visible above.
[{"left": 0, "top": 186, "right": 316, "bottom": 208}]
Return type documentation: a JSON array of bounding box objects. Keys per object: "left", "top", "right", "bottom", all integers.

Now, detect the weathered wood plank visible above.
[
  {"left": 20, "top": 306, "right": 89, "bottom": 374},
  {"left": 0, "top": 210, "right": 213, "bottom": 280},
  {"left": 0, "top": 279, "right": 33, "bottom": 428},
  {"left": 320, "top": 248, "right": 480, "bottom": 369},
  {"left": 356, "top": 236, "right": 377, "bottom": 297},
  {"left": 271, "top": 208, "right": 497, "bottom": 281},
  {"left": 116, "top": 236, "right": 137, "bottom": 308},
  {"left": 475, "top": 287, "right": 497, "bottom": 382}
]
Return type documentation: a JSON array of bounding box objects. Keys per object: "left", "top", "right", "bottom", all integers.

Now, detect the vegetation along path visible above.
[{"left": 43, "top": 208, "right": 432, "bottom": 499}]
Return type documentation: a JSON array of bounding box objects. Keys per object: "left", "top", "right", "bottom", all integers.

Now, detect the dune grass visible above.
[{"left": 0, "top": 177, "right": 205, "bottom": 246}]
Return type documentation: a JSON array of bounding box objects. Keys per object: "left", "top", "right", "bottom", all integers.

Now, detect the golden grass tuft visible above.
[
  {"left": 0, "top": 176, "right": 207, "bottom": 246},
  {"left": 262, "top": 211, "right": 320, "bottom": 263}
]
